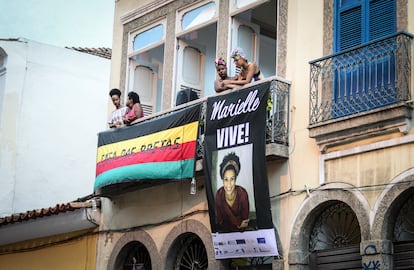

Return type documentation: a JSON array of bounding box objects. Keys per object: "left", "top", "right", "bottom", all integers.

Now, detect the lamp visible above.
[{"left": 190, "top": 178, "right": 197, "bottom": 195}]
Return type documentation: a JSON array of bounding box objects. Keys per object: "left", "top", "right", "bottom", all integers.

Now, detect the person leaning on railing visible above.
[
  {"left": 221, "top": 47, "right": 263, "bottom": 87},
  {"left": 123, "top": 91, "right": 144, "bottom": 126},
  {"left": 214, "top": 57, "right": 238, "bottom": 93},
  {"left": 108, "top": 88, "right": 127, "bottom": 129}
]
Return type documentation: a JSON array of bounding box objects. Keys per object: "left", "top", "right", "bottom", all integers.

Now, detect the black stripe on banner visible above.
[{"left": 98, "top": 104, "right": 201, "bottom": 147}]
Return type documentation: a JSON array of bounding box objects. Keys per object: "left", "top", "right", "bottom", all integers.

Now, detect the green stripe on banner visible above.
[{"left": 94, "top": 159, "right": 196, "bottom": 189}]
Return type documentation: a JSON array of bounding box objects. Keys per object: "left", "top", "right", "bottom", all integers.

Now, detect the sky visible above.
[{"left": 0, "top": 0, "right": 115, "bottom": 48}]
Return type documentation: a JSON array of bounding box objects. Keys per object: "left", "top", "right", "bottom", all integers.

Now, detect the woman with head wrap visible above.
[
  {"left": 222, "top": 47, "right": 263, "bottom": 87},
  {"left": 108, "top": 88, "right": 128, "bottom": 128},
  {"left": 214, "top": 57, "right": 238, "bottom": 93},
  {"left": 215, "top": 152, "right": 250, "bottom": 232}
]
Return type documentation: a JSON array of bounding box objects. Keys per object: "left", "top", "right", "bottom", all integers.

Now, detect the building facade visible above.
[
  {"left": 0, "top": 202, "right": 99, "bottom": 270},
  {"left": 0, "top": 39, "right": 110, "bottom": 269},
  {"left": 0, "top": 39, "right": 110, "bottom": 215},
  {"left": 97, "top": 0, "right": 414, "bottom": 269}
]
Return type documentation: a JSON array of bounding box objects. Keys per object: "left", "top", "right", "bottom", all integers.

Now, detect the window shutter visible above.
[
  {"left": 339, "top": 6, "right": 362, "bottom": 51},
  {"left": 369, "top": 0, "right": 396, "bottom": 40}
]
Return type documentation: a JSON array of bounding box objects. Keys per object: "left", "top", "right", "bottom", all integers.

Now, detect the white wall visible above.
[{"left": 0, "top": 39, "right": 109, "bottom": 216}]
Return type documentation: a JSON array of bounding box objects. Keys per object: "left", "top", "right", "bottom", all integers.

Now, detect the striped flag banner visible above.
[{"left": 94, "top": 104, "right": 201, "bottom": 192}]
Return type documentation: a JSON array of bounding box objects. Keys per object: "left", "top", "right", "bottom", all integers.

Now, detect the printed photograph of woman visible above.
[{"left": 215, "top": 151, "right": 252, "bottom": 232}]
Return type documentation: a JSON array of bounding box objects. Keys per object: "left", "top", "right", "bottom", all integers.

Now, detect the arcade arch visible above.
[{"left": 288, "top": 183, "right": 371, "bottom": 269}]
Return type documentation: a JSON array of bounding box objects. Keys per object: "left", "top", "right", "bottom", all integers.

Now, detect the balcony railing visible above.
[
  {"left": 132, "top": 77, "right": 290, "bottom": 160},
  {"left": 309, "top": 32, "right": 413, "bottom": 125},
  {"left": 95, "top": 77, "right": 290, "bottom": 195},
  {"left": 266, "top": 76, "right": 290, "bottom": 146}
]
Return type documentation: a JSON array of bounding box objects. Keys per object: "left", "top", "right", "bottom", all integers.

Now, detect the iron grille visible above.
[{"left": 309, "top": 32, "right": 413, "bottom": 125}]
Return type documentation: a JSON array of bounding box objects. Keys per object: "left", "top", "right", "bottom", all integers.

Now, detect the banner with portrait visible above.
[{"left": 203, "top": 82, "right": 278, "bottom": 259}]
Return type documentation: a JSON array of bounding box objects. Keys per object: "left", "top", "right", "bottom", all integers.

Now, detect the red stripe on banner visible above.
[{"left": 96, "top": 140, "right": 197, "bottom": 177}]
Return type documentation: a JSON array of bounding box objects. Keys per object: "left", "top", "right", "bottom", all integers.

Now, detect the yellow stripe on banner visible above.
[{"left": 96, "top": 121, "right": 198, "bottom": 163}]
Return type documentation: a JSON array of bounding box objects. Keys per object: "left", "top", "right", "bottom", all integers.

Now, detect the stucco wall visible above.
[
  {"left": 0, "top": 230, "right": 98, "bottom": 270},
  {"left": 0, "top": 39, "right": 110, "bottom": 215}
]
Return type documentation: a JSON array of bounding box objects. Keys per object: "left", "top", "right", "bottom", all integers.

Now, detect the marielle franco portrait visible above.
[{"left": 214, "top": 144, "right": 256, "bottom": 233}]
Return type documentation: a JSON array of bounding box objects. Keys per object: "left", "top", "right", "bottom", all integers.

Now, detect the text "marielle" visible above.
[{"left": 210, "top": 89, "right": 260, "bottom": 121}]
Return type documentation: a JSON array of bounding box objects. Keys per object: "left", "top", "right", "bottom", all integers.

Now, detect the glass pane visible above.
[
  {"left": 133, "top": 24, "right": 164, "bottom": 51},
  {"left": 182, "top": 47, "right": 200, "bottom": 85},
  {"left": 236, "top": 0, "right": 258, "bottom": 8},
  {"left": 129, "top": 44, "right": 164, "bottom": 112},
  {"left": 182, "top": 2, "right": 216, "bottom": 30},
  {"left": 237, "top": 25, "right": 255, "bottom": 61},
  {"left": 134, "top": 66, "right": 153, "bottom": 103},
  {"left": 309, "top": 202, "right": 361, "bottom": 251}
]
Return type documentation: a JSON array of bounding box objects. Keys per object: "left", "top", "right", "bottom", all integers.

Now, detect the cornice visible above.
[{"left": 120, "top": 0, "right": 175, "bottom": 24}]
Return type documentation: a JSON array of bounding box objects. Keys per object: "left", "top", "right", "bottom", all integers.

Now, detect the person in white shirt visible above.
[{"left": 108, "top": 88, "right": 127, "bottom": 128}]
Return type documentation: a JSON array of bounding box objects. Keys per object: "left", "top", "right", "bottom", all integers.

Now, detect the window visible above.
[
  {"left": 175, "top": 1, "right": 218, "bottom": 100},
  {"left": 229, "top": 0, "right": 270, "bottom": 15},
  {"left": 334, "top": 0, "right": 396, "bottom": 52},
  {"left": 332, "top": 0, "right": 397, "bottom": 117},
  {"left": 132, "top": 66, "right": 154, "bottom": 116},
  {"left": 133, "top": 24, "right": 164, "bottom": 51},
  {"left": 128, "top": 22, "right": 166, "bottom": 114},
  {"left": 181, "top": 2, "right": 216, "bottom": 31},
  {"left": 230, "top": 0, "right": 277, "bottom": 78}
]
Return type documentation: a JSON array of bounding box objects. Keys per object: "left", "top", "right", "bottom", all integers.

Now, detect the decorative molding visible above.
[
  {"left": 320, "top": 134, "right": 414, "bottom": 184},
  {"left": 309, "top": 104, "right": 412, "bottom": 152},
  {"left": 277, "top": 0, "right": 288, "bottom": 78},
  {"left": 120, "top": 0, "right": 175, "bottom": 25}
]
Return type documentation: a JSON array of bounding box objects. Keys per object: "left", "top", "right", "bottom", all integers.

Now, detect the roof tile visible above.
[
  {"left": 65, "top": 47, "right": 112, "bottom": 59},
  {"left": 0, "top": 203, "right": 86, "bottom": 227}
]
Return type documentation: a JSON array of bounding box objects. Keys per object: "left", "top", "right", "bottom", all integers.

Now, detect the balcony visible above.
[
  {"left": 206, "top": 76, "right": 291, "bottom": 160},
  {"left": 95, "top": 77, "right": 290, "bottom": 195},
  {"left": 308, "top": 32, "right": 413, "bottom": 151}
]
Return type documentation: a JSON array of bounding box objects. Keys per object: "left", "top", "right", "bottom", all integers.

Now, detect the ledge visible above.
[
  {"left": 266, "top": 143, "right": 289, "bottom": 161},
  {"left": 308, "top": 103, "right": 413, "bottom": 152}
]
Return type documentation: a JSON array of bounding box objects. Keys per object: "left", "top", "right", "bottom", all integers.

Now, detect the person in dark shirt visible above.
[{"left": 214, "top": 57, "right": 238, "bottom": 93}]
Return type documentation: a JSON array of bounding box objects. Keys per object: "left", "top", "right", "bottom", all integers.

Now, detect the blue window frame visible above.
[
  {"left": 332, "top": 0, "right": 397, "bottom": 118},
  {"left": 334, "top": 0, "right": 396, "bottom": 52}
]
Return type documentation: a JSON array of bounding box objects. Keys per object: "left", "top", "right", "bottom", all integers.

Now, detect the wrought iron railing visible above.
[
  {"left": 196, "top": 77, "right": 290, "bottom": 158},
  {"left": 130, "top": 77, "right": 290, "bottom": 159},
  {"left": 309, "top": 32, "right": 413, "bottom": 125},
  {"left": 267, "top": 77, "right": 290, "bottom": 145}
]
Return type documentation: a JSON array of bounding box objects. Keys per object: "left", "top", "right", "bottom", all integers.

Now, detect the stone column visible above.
[
  {"left": 272, "top": 258, "right": 284, "bottom": 269},
  {"left": 360, "top": 240, "right": 393, "bottom": 270},
  {"left": 288, "top": 249, "right": 309, "bottom": 270}
]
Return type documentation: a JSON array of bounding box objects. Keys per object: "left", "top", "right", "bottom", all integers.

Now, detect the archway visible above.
[
  {"left": 372, "top": 169, "right": 414, "bottom": 269},
  {"left": 116, "top": 241, "right": 152, "bottom": 270},
  {"left": 160, "top": 219, "right": 219, "bottom": 269},
  {"left": 288, "top": 183, "right": 371, "bottom": 269},
  {"left": 168, "top": 232, "right": 208, "bottom": 269},
  {"left": 309, "top": 201, "right": 362, "bottom": 269},
  {"left": 107, "top": 230, "right": 161, "bottom": 270},
  {"left": 393, "top": 190, "right": 414, "bottom": 269}
]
